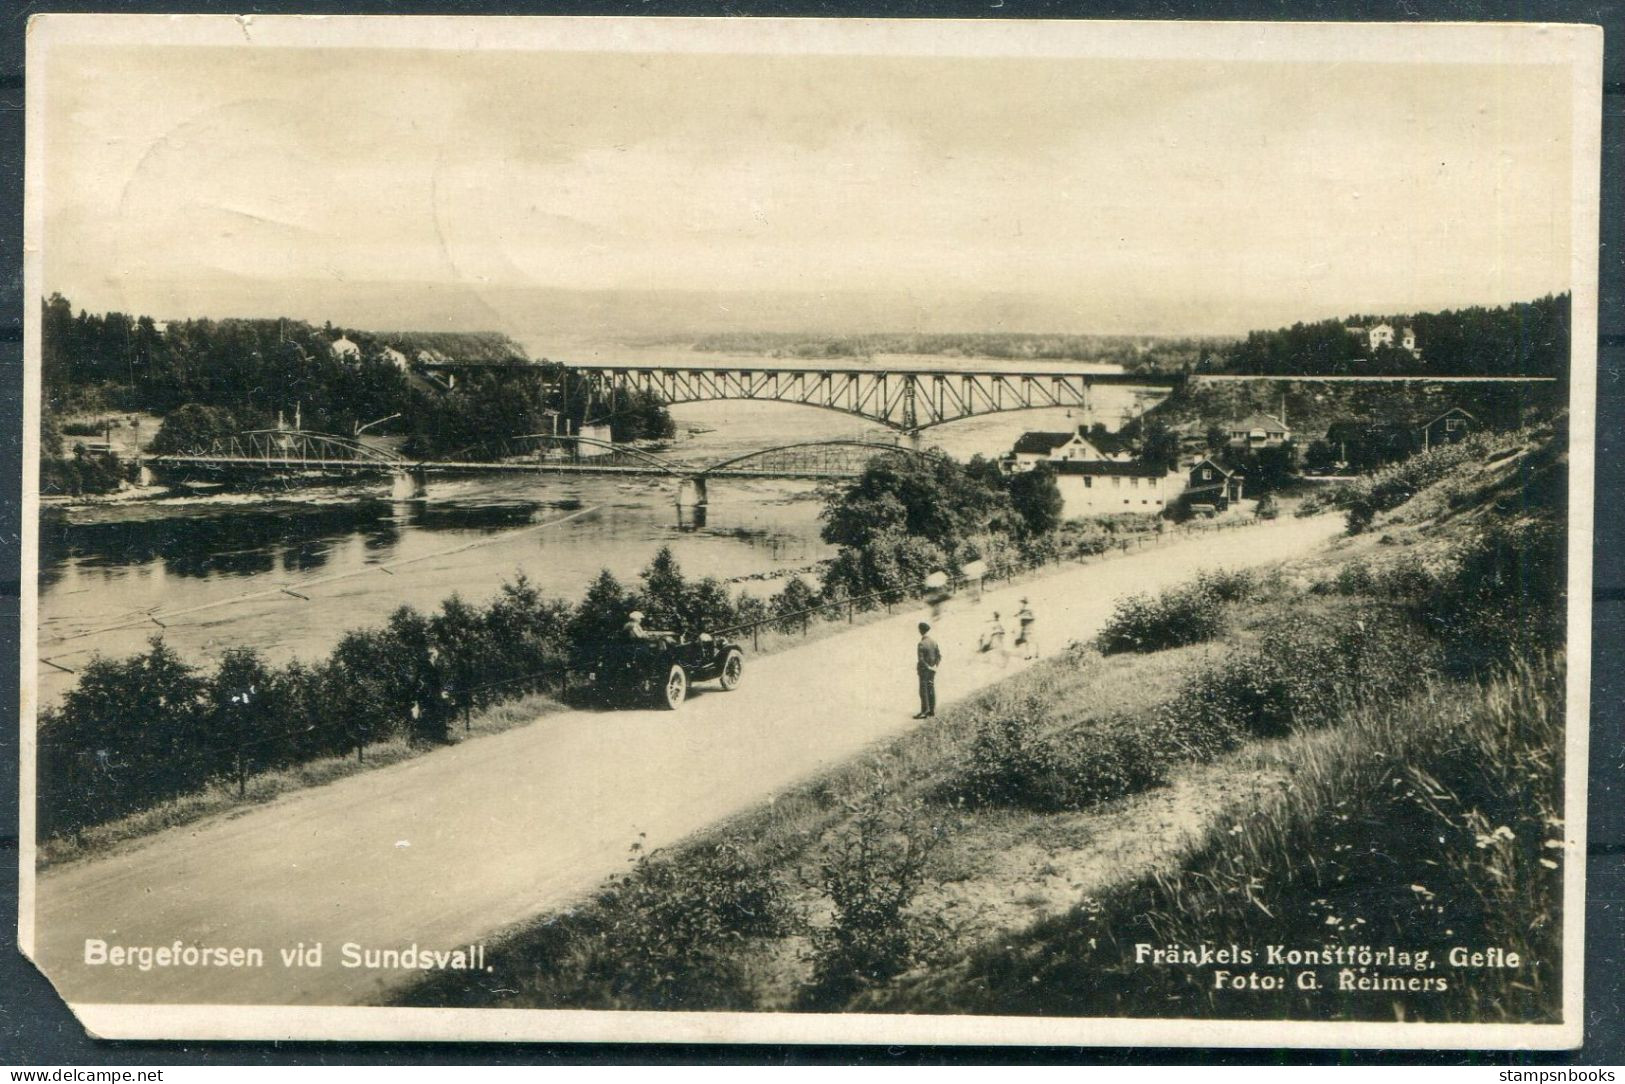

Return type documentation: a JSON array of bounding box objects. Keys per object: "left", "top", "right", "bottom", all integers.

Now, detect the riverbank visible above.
[{"left": 31, "top": 514, "right": 1342, "bottom": 1006}]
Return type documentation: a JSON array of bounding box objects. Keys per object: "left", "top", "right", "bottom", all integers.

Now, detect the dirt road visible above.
[{"left": 28, "top": 514, "right": 1344, "bottom": 1006}]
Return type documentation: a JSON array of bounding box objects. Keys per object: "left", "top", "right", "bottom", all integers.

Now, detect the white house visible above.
[
  {"left": 1051, "top": 460, "right": 1174, "bottom": 518},
  {"left": 1346, "top": 323, "right": 1421, "bottom": 357},
  {"left": 380, "top": 346, "right": 410, "bottom": 371},
  {"left": 1225, "top": 412, "right": 1291, "bottom": 449},
  {"left": 1005, "top": 427, "right": 1124, "bottom": 472},
  {"left": 329, "top": 336, "right": 361, "bottom": 361}
]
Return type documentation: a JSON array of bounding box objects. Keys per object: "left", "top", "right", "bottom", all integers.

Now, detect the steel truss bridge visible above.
[
  {"left": 418, "top": 360, "right": 1175, "bottom": 432},
  {"left": 140, "top": 430, "right": 942, "bottom": 494}
]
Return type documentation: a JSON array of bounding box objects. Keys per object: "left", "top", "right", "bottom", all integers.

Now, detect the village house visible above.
[
  {"left": 1004, "top": 426, "right": 1125, "bottom": 472},
  {"left": 1320, "top": 418, "right": 1420, "bottom": 469},
  {"left": 1051, "top": 459, "right": 1174, "bottom": 517},
  {"left": 1419, "top": 407, "right": 1477, "bottom": 450},
  {"left": 1317, "top": 407, "right": 1478, "bottom": 469},
  {"left": 329, "top": 336, "right": 361, "bottom": 362},
  {"left": 1184, "top": 457, "right": 1245, "bottom": 514},
  {"left": 1224, "top": 412, "right": 1291, "bottom": 450},
  {"left": 1345, "top": 323, "right": 1422, "bottom": 358}
]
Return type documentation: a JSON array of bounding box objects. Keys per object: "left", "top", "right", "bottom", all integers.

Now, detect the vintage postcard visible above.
[{"left": 18, "top": 15, "right": 1599, "bottom": 1047}]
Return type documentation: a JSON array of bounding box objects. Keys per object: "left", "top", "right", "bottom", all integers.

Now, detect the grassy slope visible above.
[
  {"left": 399, "top": 422, "right": 1567, "bottom": 1020},
  {"left": 871, "top": 425, "right": 1568, "bottom": 1022}
]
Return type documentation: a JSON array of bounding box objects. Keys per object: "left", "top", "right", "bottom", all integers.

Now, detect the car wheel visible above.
[
  {"left": 718, "top": 649, "right": 744, "bottom": 691},
  {"left": 661, "top": 663, "right": 688, "bottom": 710}
]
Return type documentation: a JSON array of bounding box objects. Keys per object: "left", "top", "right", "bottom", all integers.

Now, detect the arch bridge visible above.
[{"left": 140, "top": 430, "right": 943, "bottom": 503}]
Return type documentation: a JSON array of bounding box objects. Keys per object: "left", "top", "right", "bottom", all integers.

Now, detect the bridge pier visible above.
[
  {"left": 675, "top": 475, "right": 708, "bottom": 530},
  {"left": 391, "top": 468, "right": 428, "bottom": 500}
]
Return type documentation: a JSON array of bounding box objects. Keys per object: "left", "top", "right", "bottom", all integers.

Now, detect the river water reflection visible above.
[{"left": 37, "top": 396, "right": 1151, "bottom": 706}]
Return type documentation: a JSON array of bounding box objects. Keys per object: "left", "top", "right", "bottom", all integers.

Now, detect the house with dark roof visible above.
[
  {"left": 1005, "top": 426, "right": 1123, "bottom": 472},
  {"left": 1319, "top": 418, "right": 1420, "bottom": 470},
  {"left": 1051, "top": 459, "right": 1174, "bottom": 517},
  {"left": 1420, "top": 407, "right": 1477, "bottom": 450},
  {"left": 1184, "top": 457, "right": 1245, "bottom": 513}
]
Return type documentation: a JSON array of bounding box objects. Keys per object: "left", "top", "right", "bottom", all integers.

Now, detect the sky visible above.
[{"left": 38, "top": 41, "right": 1576, "bottom": 341}]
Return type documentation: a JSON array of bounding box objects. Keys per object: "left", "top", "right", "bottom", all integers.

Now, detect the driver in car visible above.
[{"left": 623, "top": 610, "right": 676, "bottom": 646}]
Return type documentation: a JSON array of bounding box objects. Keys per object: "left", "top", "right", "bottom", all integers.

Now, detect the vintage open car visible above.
[{"left": 591, "top": 629, "right": 745, "bottom": 709}]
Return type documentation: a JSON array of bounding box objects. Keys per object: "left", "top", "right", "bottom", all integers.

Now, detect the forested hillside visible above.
[
  {"left": 38, "top": 295, "right": 674, "bottom": 480},
  {"left": 1218, "top": 294, "right": 1569, "bottom": 377},
  {"left": 1148, "top": 376, "right": 1562, "bottom": 442}
]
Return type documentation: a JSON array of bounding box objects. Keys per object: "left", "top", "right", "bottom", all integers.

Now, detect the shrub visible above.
[
  {"left": 1161, "top": 608, "right": 1440, "bottom": 743},
  {"left": 771, "top": 576, "right": 821, "bottom": 632},
  {"left": 1095, "top": 579, "right": 1229, "bottom": 654},
  {"left": 802, "top": 794, "right": 947, "bottom": 1009},
  {"left": 951, "top": 695, "right": 1169, "bottom": 814},
  {"left": 567, "top": 835, "right": 799, "bottom": 1010},
  {"left": 1409, "top": 520, "right": 1564, "bottom": 674},
  {"left": 1195, "top": 567, "right": 1257, "bottom": 602},
  {"left": 41, "top": 452, "right": 125, "bottom": 497},
  {"left": 1324, "top": 432, "right": 1507, "bottom": 533}
]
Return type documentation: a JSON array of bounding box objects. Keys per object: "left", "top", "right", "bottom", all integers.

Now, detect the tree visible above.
[
  {"left": 390, "top": 606, "right": 451, "bottom": 743},
  {"left": 149, "top": 403, "right": 239, "bottom": 455},
  {"left": 203, "top": 647, "right": 280, "bottom": 795},
  {"left": 46, "top": 637, "right": 207, "bottom": 827},
  {"left": 772, "top": 577, "right": 821, "bottom": 631},
  {"left": 327, "top": 628, "right": 404, "bottom": 752},
  {"left": 603, "top": 389, "right": 676, "bottom": 442},
  {"left": 821, "top": 455, "right": 1007, "bottom": 557},
  {"left": 569, "top": 569, "right": 633, "bottom": 668},
  {"left": 482, "top": 573, "right": 573, "bottom": 687},
  {"left": 638, "top": 546, "right": 689, "bottom": 630},
  {"left": 429, "top": 596, "right": 486, "bottom": 735},
  {"left": 1137, "top": 418, "right": 1181, "bottom": 473},
  {"left": 1008, "top": 461, "right": 1065, "bottom": 534}
]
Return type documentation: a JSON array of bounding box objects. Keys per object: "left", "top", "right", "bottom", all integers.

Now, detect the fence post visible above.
[
  {"left": 753, "top": 625, "right": 760, "bottom": 652},
  {"left": 848, "top": 600, "right": 854, "bottom": 624}
]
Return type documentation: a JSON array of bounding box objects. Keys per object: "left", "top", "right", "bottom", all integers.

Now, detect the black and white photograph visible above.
[{"left": 17, "top": 15, "right": 1600, "bottom": 1047}]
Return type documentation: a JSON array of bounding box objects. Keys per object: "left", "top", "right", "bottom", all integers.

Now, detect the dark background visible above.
[{"left": 2, "top": 0, "right": 1621, "bottom": 1067}]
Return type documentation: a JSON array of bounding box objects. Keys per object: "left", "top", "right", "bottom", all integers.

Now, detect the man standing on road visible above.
[
  {"left": 1015, "top": 598, "right": 1038, "bottom": 660},
  {"left": 915, "top": 621, "right": 941, "bottom": 719}
]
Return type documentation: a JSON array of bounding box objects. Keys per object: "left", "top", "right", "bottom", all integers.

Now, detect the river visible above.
[{"left": 36, "top": 389, "right": 1153, "bottom": 708}]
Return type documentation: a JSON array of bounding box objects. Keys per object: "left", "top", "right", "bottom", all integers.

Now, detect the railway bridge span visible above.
[{"left": 417, "top": 360, "right": 1176, "bottom": 432}]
